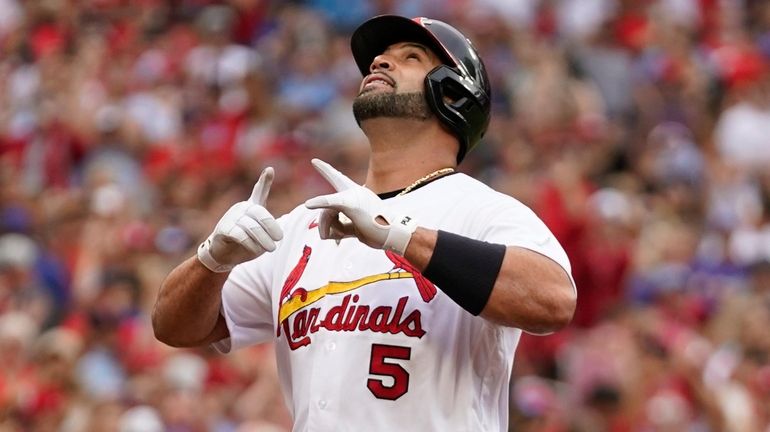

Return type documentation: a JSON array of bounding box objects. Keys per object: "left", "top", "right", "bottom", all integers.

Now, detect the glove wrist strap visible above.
[
  {"left": 197, "top": 239, "right": 234, "bottom": 273},
  {"left": 383, "top": 215, "right": 418, "bottom": 255}
]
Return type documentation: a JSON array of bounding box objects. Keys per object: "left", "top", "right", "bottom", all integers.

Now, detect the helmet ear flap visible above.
[{"left": 425, "top": 65, "right": 489, "bottom": 163}]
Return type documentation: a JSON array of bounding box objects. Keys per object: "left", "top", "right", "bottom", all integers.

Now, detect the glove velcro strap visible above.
[
  {"left": 383, "top": 215, "right": 418, "bottom": 255},
  {"left": 197, "top": 239, "right": 234, "bottom": 273}
]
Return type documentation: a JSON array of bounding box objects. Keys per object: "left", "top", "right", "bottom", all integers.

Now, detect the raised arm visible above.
[
  {"left": 152, "top": 168, "right": 283, "bottom": 347},
  {"left": 304, "top": 158, "right": 575, "bottom": 335}
]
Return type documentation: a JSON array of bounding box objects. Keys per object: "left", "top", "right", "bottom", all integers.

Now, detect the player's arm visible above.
[
  {"left": 152, "top": 168, "right": 283, "bottom": 347},
  {"left": 153, "top": 256, "right": 231, "bottom": 347},
  {"left": 303, "top": 158, "right": 574, "bottom": 334},
  {"left": 402, "top": 228, "right": 575, "bottom": 334}
]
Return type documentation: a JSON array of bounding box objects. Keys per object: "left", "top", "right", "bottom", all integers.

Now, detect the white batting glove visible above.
[
  {"left": 304, "top": 159, "right": 417, "bottom": 255},
  {"left": 197, "top": 167, "right": 284, "bottom": 272}
]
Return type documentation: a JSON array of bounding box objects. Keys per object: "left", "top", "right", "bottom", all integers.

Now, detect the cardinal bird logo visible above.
[{"left": 276, "top": 246, "right": 437, "bottom": 349}]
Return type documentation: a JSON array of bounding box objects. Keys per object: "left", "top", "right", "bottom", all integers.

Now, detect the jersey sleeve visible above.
[
  {"left": 474, "top": 196, "right": 575, "bottom": 292},
  {"left": 212, "top": 250, "right": 277, "bottom": 353}
]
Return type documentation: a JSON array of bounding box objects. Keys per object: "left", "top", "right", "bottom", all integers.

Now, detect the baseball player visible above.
[{"left": 153, "top": 15, "right": 576, "bottom": 431}]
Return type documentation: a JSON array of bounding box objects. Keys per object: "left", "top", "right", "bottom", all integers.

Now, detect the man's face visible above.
[{"left": 353, "top": 42, "right": 443, "bottom": 123}]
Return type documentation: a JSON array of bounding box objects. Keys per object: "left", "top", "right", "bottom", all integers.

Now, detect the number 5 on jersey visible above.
[{"left": 367, "top": 344, "right": 411, "bottom": 400}]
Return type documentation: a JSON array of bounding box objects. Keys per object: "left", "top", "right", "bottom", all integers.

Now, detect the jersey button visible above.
[
  {"left": 318, "top": 400, "right": 327, "bottom": 409},
  {"left": 326, "top": 342, "right": 336, "bottom": 351},
  {"left": 344, "top": 261, "right": 352, "bottom": 270}
]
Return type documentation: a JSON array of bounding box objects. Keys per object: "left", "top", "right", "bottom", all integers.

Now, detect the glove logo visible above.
[
  {"left": 276, "top": 246, "right": 437, "bottom": 350},
  {"left": 400, "top": 216, "right": 412, "bottom": 226}
]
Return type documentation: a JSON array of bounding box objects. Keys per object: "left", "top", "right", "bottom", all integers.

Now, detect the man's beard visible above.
[{"left": 352, "top": 91, "right": 433, "bottom": 123}]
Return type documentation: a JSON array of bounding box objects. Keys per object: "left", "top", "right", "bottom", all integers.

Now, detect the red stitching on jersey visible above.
[
  {"left": 281, "top": 295, "right": 425, "bottom": 350},
  {"left": 276, "top": 246, "right": 436, "bottom": 350}
]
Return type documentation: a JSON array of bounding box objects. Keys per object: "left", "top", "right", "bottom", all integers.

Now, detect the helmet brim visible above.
[{"left": 351, "top": 15, "right": 457, "bottom": 76}]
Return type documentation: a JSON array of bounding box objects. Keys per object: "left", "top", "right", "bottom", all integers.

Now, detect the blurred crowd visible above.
[{"left": 0, "top": 0, "right": 769, "bottom": 431}]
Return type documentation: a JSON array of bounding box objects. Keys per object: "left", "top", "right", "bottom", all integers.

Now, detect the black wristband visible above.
[{"left": 422, "top": 230, "right": 506, "bottom": 315}]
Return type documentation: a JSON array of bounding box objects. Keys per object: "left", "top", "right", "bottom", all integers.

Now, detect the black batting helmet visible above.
[{"left": 351, "top": 15, "right": 491, "bottom": 163}]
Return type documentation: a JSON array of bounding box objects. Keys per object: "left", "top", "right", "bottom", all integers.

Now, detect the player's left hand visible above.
[{"left": 304, "top": 158, "right": 417, "bottom": 255}]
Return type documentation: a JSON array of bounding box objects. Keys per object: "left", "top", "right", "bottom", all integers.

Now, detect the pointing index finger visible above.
[
  {"left": 249, "top": 167, "right": 274, "bottom": 206},
  {"left": 311, "top": 158, "right": 358, "bottom": 192}
]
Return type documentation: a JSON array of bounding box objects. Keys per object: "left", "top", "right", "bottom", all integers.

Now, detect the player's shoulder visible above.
[
  {"left": 438, "top": 173, "right": 525, "bottom": 208},
  {"left": 430, "top": 173, "right": 545, "bottom": 226},
  {"left": 429, "top": 172, "right": 485, "bottom": 193}
]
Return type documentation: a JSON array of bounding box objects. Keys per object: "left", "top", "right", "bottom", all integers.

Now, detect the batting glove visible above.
[
  {"left": 197, "top": 167, "right": 284, "bottom": 272},
  {"left": 304, "top": 159, "right": 417, "bottom": 255}
]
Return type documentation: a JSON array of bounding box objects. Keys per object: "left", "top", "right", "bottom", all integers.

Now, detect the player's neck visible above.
[
  {"left": 360, "top": 117, "right": 458, "bottom": 193},
  {"left": 361, "top": 117, "right": 436, "bottom": 146},
  {"left": 364, "top": 127, "right": 458, "bottom": 194}
]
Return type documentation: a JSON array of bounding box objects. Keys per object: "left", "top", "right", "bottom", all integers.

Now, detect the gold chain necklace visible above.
[{"left": 397, "top": 168, "right": 455, "bottom": 196}]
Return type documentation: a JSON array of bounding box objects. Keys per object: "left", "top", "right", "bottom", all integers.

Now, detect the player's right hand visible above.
[
  {"left": 197, "top": 167, "right": 284, "bottom": 273},
  {"left": 304, "top": 159, "right": 417, "bottom": 255}
]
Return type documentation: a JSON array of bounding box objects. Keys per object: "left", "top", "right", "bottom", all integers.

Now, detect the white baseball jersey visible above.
[{"left": 214, "top": 173, "right": 573, "bottom": 432}]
